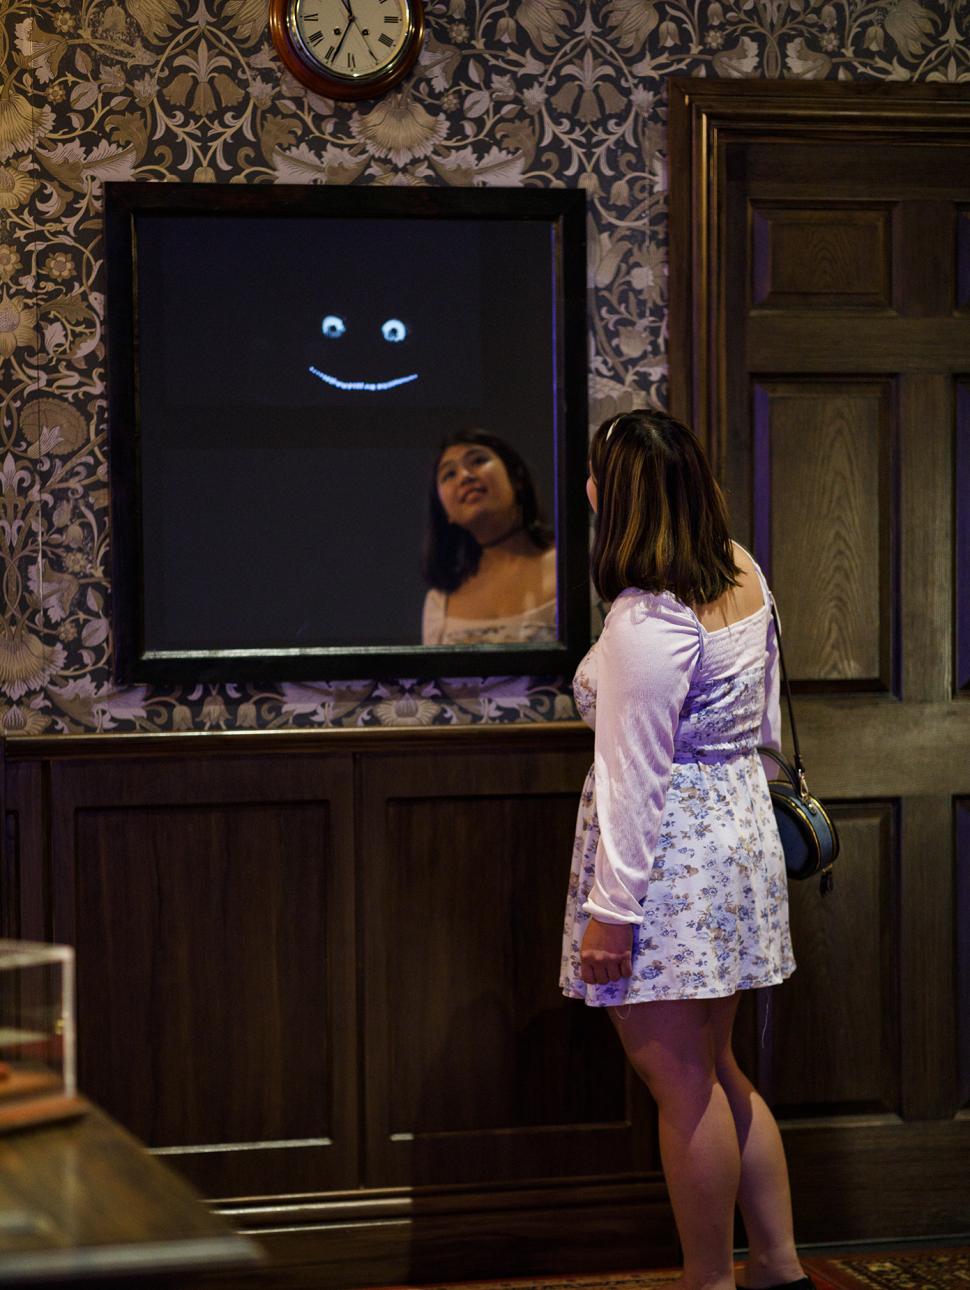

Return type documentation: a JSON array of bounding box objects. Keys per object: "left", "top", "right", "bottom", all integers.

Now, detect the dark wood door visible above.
[{"left": 670, "top": 79, "right": 970, "bottom": 1240}]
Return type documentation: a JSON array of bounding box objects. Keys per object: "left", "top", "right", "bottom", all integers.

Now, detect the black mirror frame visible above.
[{"left": 104, "top": 182, "right": 589, "bottom": 683}]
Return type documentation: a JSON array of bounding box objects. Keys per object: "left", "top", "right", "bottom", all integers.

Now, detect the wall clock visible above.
[{"left": 269, "top": 0, "right": 425, "bottom": 102}]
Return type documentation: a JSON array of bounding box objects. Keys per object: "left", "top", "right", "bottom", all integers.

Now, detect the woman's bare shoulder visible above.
[
  {"left": 541, "top": 545, "right": 557, "bottom": 599},
  {"left": 692, "top": 543, "right": 765, "bottom": 631},
  {"left": 729, "top": 542, "right": 767, "bottom": 614},
  {"left": 730, "top": 541, "right": 755, "bottom": 575}
]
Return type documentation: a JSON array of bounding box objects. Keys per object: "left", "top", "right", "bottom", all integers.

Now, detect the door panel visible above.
[
  {"left": 669, "top": 78, "right": 970, "bottom": 1239},
  {"left": 957, "top": 799, "right": 970, "bottom": 1111},
  {"left": 753, "top": 379, "right": 893, "bottom": 690},
  {"left": 48, "top": 752, "right": 358, "bottom": 1198},
  {"left": 771, "top": 802, "right": 899, "bottom": 1119},
  {"left": 359, "top": 749, "right": 657, "bottom": 1190},
  {"left": 958, "top": 211, "right": 970, "bottom": 308},
  {"left": 751, "top": 204, "right": 893, "bottom": 310},
  {"left": 957, "top": 381, "right": 970, "bottom": 693}
]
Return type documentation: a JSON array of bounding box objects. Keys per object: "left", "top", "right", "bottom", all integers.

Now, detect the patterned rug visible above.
[
  {"left": 812, "top": 1248, "right": 970, "bottom": 1288},
  {"left": 366, "top": 1246, "right": 970, "bottom": 1290}
]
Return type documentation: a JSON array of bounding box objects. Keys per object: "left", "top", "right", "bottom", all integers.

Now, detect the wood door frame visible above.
[{"left": 667, "top": 78, "right": 970, "bottom": 471}]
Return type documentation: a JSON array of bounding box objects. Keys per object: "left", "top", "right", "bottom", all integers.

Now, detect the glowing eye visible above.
[
  {"left": 322, "top": 315, "right": 346, "bottom": 339},
  {"left": 381, "top": 318, "right": 407, "bottom": 343}
]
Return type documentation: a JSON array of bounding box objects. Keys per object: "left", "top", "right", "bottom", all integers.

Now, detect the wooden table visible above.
[{"left": 0, "top": 1099, "right": 261, "bottom": 1284}]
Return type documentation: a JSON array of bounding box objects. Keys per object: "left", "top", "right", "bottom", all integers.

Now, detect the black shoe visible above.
[{"left": 736, "top": 1279, "right": 814, "bottom": 1290}]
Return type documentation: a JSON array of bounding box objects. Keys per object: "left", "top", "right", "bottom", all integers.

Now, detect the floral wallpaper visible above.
[{"left": 0, "top": 0, "right": 966, "bottom": 734}]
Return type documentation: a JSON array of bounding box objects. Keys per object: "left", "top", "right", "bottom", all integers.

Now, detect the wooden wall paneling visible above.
[
  {"left": 751, "top": 205, "right": 892, "bottom": 311},
  {"left": 0, "top": 740, "right": 12, "bottom": 941},
  {"left": 753, "top": 380, "right": 893, "bottom": 690},
  {"left": 212, "top": 1176, "right": 677, "bottom": 1289},
  {"left": 722, "top": 138, "right": 751, "bottom": 541},
  {"left": 733, "top": 139, "right": 970, "bottom": 205},
  {"left": 47, "top": 750, "right": 357, "bottom": 1199},
  {"left": 767, "top": 803, "right": 900, "bottom": 1117},
  {"left": 783, "top": 1118, "right": 970, "bottom": 1244},
  {"left": 748, "top": 316, "right": 970, "bottom": 373},
  {"left": 957, "top": 799, "right": 970, "bottom": 1111},
  {"left": 669, "top": 85, "right": 970, "bottom": 438},
  {"left": 665, "top": 85, "right": 698, "bottom": 455},
  {"left": 0, "top": 755, "right": 45, "bottom": 942},
  {"left": 957, "top": 381, "right": 970, "bottom": 694},
  {"left": 900, "top": 374, "right": 953, "bottom": 702},
  {"left": 898, "top": 797, "right": 957, "bottom": 1121},
  {"left": 668, "top": 79, "right": 970, "bottom": 1244},
  {"left": 956, "top": 207, "right": 969, "bottom": 311},
  {"left": 894, "top": 201, "right": 954, "bottom": 318},
  {"left": 780, "top": 698, "right": 970, "bottom": 802},
  {"left": 358, "top": 747, "right": 658, "bottom": 1191}
]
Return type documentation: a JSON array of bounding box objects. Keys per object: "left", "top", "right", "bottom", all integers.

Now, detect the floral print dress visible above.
[{"left": 560, "top": 561, "right": 796, "bottom": 1007}]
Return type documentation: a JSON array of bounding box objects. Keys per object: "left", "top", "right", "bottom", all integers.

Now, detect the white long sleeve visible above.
[
  {"left": 583, "top": 592, "right": 702, "bottom": 925},
  {"left": 758, "top": 601, "right": 782, "bottom": 780}
]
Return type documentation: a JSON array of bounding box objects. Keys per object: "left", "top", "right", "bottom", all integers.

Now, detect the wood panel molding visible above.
[
  {"left": 357, "top": 746, "right": 657, "bottom": 1189},
  {"left": 667, "top": 78, "right": 970, "bottom": 465},
  {"left": 45, "top": 749, "right": 359, "bottom": 1198},
  {"left": 958, "top": 208, "right": 970, "bottom": 310},
  {"left": 956, "top": 798, "right": 970, "bottom": 1112},
  {"left": 1, "top": 722, "right": 594, "bottom": 761},
  {"left": 769, "top": 802, "right": 899, "bottom": 1118},
  {"left": 752, "top": 379, "right": 894, "bottom": 691},
  {"left": 957, "top": 381, "right": 970, "bottom": 693},
  {"left": 750, "top": 204, "right": 892, "bottom": 311}
]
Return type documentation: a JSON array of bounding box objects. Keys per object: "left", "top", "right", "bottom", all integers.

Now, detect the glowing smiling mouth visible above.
[{"left": 309, "top": 366, "right": 419, "bottom": 393}]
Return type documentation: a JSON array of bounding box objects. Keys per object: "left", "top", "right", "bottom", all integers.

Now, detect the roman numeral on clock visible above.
[
  {"left": 308, "top": 29, "right": 323, "bottom": 42},
  {"left": 384, "top": 13, "right": 400, "bottom": 20},
  {"left": 379, "top": 31, "right": 394, "bottom": 45}
]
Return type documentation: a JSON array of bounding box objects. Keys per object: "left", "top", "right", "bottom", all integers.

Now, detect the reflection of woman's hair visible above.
[
  {"left": 589, "top": 409, "right": 740, "bottom": 606},
  {"left": 423, "top": 430, "right": 554, "bottom": 593}
]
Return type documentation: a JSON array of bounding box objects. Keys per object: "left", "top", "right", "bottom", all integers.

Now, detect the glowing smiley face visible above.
[{"left": 308, "top": 313, "right": 418, "bottom": 393}]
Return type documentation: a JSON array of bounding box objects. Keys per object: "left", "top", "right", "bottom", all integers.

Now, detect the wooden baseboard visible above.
[
  {"left": 189, "top": 1119, "right": 970, "bottom": 1288},
  {"left": 783, "top": 1117, "right": 970, "bottom": 1242},
  {"left": 206, "top": 1177, "right": 677, "bottom": 1289}
]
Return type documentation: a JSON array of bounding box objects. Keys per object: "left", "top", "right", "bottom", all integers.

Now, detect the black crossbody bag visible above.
[{"left": 756, "top": 600, "right": 839, "bottom": 895}]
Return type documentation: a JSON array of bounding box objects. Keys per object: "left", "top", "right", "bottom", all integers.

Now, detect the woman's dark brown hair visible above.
[
  {"left": 423, "top": 430, "right": 554, "bottom": 593},
  {"left": 589, "top": 409, "right": 740, "bottom": 605}
]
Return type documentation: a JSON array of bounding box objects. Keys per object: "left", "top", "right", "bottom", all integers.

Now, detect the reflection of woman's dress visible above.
[
  {"left": 421, "top": 589, "right": 557, "bottom": 644},
  {"left": 560, "top": 563, "right": 795, "bottom": 1007}
]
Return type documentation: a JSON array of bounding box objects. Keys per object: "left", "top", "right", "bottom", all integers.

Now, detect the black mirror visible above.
[{"left": 104, "top": 182, "right": 589, "bottom": 681}]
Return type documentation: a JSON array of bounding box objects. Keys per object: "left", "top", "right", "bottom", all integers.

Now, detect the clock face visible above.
[{"left": 289, "top": 0, "right": 413, "bottom": 84}]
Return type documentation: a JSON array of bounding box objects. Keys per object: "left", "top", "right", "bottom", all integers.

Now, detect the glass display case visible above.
[{"left": 0, "top": 941, "right": 83, "bottom": 1131}]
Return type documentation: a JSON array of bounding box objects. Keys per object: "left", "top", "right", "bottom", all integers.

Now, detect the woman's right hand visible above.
[{"left": 580, "top": 919, "right": 634, "bottom": 984}]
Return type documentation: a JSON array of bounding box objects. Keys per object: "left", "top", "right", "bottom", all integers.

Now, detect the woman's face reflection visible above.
[{"left": 436, "top": 445, "right": 517, "bottom": 531}]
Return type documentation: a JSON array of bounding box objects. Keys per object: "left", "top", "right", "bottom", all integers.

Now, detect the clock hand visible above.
[
  {"left": 328, "top": 7, "right": 355, "bottom": 62},
  {"left": 338, "top": 2, "right": 380, "bottom": 65},
  {"left": 330, "top": 23, "right": 350, "bottom": 60},
  {"left": 355, "top": 24, "right": 380, "bottom": 61}
]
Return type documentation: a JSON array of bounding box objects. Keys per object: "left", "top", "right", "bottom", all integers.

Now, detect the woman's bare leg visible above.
[
  {"left": 611, "top": 1000, "right": 738, "bottom": 1290},
  {"left": 709, "top": 993, "right": 805, "bottom": 1289}
]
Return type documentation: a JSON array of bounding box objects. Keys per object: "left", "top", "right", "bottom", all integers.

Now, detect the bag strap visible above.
[{"left": 768, "top": 596, "right": 810, "bottom": 798}]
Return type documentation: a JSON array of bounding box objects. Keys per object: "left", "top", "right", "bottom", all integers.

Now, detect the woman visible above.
[
  {"left": 422, "top": 430, "right": 557, "bottom": 645},
  {"left": 560, "top": 410, "right": 812, "bottom": 1290}
]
